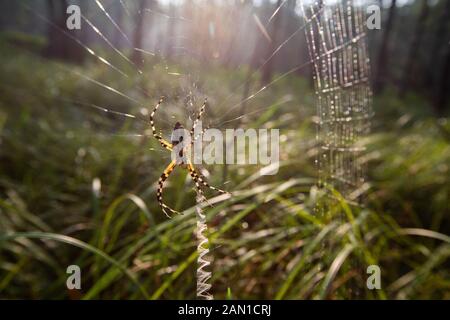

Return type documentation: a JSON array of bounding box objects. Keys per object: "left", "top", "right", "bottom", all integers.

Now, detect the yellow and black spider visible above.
[{"left": 150, "top": 97, "right": 227, "bottom": 217}]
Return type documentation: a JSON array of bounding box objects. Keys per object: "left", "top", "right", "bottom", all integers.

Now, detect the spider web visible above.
[
  {"left": 300, "top": 0, "right": 373, "bottom": 299},
  {"left": 13, "top": 0, "right": 373, "bottom": 299},
  {"left": 301, "top": 0, "right": 372, "bottom": 204}
]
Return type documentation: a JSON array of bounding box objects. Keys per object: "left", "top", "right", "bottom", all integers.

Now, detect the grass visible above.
[{"left": 0, "top": 37, "right": 449, "bottom": 299}]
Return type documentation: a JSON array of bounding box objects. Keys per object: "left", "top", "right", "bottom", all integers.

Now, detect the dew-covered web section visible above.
[{"left": 301, "top": 0, "right": 372, "bottom": 206}]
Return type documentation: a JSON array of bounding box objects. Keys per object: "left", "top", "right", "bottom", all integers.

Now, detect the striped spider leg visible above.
[
  {"left": 190, "top": 98, "right": 207, "bottom": 139},
  {"left": 150, "top": 97, "right": 173, "bottom": 151},
  {"left": 188, "top": 99, "right": 228, "bottom": 200},
  {"left": 151, "top": 97, "right": 180, "bottom": 217},
  {"left": 156, "top": 160, "right": 180, "bottom": 218},
  {"left": 187, "top": 161, "right": 228, "bottom": 197}
]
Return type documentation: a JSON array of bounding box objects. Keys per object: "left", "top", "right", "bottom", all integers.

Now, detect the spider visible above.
[{"left": 150, "top": 97, "right": 228, "bottom": 217}]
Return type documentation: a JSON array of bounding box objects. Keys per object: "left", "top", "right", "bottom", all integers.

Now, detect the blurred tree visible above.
[
  {"left": 435, "top": 42, "right": 450, "bottom": 115},
  {"left": 426, "top": 0, "right": 450, "bottom": 90},
  {"left": 242, "top": 0, "right": 262, "bottom": 115},
  {"left": 374, "top": 0, "right": 397, "bottom": 94},
  {"left": 287, "top": 0, "right": 297, "bottom": 11},
  {"left": 293, "top": 0, "right": 313, "bottom": 79},
  {"left": 131, "top": 0, "right": 155, "bottom": 67},
  {"left": 165, "top": 1, "right": 176, "bottom": 59},
  {"left": 223, "top": 0, "right": 240, "bottom": 67},
  {"left": 113, "top": 1, "right": 125, "bottom": 48},
  {"left": 0, "top": 1, "right": 20, "bottom": 31},
  {"left": 44, "top": 0, "right": 85, "bottom": 63},
  {"left": 399, "top": 0, "right": 430, "bottom": 96},
  {"left": 261, "top": 0, "right": 283, "bottom": 85}
]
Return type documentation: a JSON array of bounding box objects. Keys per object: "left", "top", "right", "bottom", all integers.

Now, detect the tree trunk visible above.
[
  {"left": 261, "top": 0, "right": 283, "bottom": 85},
  {"left": 435, "top": 46, "right": 450, "bottom": 115},
  {"left": 113, "top": 3, "right": 125, "bottom": 48},
  {"left": 131, "top": 0, "right": 150, "bottom": 67},
  {"left": 373, "top": 0, "right": 397, "bottom": 94},
  {"left": 44, "top": 0, "right": 85, "bottom": 63},
  {"left": 399, "top": 0, "right": 429, "bottom": 95},
  {"left": 425, "top": 0, "right": 450, "bottom": 88},
  {"left": 165, "top": 2, "right": 176, "bottom": 59},
  {"left": 44, "top": 0, "right": 66, "bottom": 59}
]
